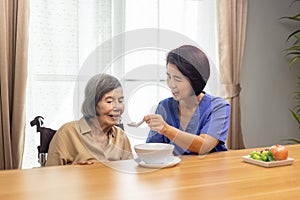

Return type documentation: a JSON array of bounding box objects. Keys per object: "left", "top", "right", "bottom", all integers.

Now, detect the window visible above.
[{"left": 22, "top": 0, "right": 219, "bottom": 169}]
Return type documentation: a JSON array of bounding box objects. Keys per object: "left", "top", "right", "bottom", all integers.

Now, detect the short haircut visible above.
[
  {"left": 81, "top": 73, "right": 122, "bottom": 118},
  {"left": 166, "top": 45, "right": 210, "bottom": 96}
]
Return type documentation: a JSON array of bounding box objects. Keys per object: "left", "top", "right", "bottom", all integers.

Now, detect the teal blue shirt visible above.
[{"left": 146, "top": 93, "right": 230, "bottom": 155}]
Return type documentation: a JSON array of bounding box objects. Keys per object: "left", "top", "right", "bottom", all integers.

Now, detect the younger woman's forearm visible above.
[{"left": 159, "top": 124, "right": 217, "bottom": 154}]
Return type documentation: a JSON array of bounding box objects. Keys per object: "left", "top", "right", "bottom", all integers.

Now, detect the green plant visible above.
[
  {"left": 282, "top": 1, "right": 300, "bottom": 67},
  {"left": 282, "top": 0, "right": 300, "bottom": 143}
]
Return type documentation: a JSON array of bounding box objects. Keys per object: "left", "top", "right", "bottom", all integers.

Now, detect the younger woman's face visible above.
[
  {"left": 166, "top": 63, "right": 194, "bottom": 101},
  {"left": 96, "top": 87, "right": 124, "bottom": 129}
]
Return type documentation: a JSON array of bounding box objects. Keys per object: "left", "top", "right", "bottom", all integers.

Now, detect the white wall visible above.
[{"left": 241, "top": 0, "right": 300, "bottom": 148}]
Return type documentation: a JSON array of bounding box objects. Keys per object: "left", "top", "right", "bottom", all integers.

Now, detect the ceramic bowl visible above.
[{"left": 134, "top": 143, "right": 174, "bottom": 164}]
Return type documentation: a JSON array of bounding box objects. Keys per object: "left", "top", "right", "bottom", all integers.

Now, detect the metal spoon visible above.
[{"left": 127, "top": 120, "right": 144, "bottom": 127}]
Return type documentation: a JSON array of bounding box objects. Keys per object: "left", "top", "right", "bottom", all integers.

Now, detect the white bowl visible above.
[{"left": 134, "top": 143, "right": 174, "bottom": 164}]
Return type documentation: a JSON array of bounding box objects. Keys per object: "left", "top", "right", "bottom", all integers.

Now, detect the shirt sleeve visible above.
[
  {"left": 45, "top": 131, "right": 68, "bottom": 166},
  {"left": 201, "top": 98, "right": 230, "bottom": 143},
  {"left": 121, "top": 132, "right": 134, "bottom": 160}
]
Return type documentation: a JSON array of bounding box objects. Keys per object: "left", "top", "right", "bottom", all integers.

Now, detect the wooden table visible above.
[{"left": 1, "top": 144, "right": 300, "bottom": 200}]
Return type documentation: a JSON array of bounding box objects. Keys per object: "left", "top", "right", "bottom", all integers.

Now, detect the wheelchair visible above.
[{"left": 30, "top": 116, "right": 56, "bottom": 167}]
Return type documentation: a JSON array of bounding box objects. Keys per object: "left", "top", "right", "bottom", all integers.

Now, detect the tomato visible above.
[{"left": 269, "top": 144, "right": 288, "bottom": 161}]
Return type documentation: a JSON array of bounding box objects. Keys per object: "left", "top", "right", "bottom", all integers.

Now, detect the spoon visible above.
[{"left": 127, "top": 120, "right": 145, "bottom": 127}]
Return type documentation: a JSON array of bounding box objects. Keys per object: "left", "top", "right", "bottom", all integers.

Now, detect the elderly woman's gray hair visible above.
[{"left": 81, "top": 73, "right": 122, "bottom": 118}]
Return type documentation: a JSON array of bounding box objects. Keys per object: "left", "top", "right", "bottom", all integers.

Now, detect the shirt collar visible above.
[
  {"left": 78, "top": 117, "right": 117, "bottom": 138},
  {"left": 77, "top": 117, "right": 92, "bottom": 135}
]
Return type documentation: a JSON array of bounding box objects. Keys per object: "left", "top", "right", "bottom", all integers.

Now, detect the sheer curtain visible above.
[
  {"left": 23, "top": 0, "right": 118, "bottom": 168},
  {"left": 123, "top": 0, "right": 222, "bottom": 146},
  {"left": 23, "top": 0, "right": 220, "bottom": 169}
]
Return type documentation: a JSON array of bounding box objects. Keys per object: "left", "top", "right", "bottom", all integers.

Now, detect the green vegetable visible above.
[
  {"left": 266, "top": 151, "right": 275, "bottom": 161},
  {"left": 249, "top": 150, "right": 275, "bottom": 162},
  {"left": 250, "top": 151, "right": 262, "bottom": 160}
]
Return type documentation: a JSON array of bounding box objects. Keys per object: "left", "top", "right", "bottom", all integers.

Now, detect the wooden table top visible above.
[{"left": 1, "top": 144, "right": 299, "bottom": 200}]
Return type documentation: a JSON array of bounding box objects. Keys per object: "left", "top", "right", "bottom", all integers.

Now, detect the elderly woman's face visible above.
[
  {"left": 96, "top": 87, "right": 124, "bottom": 127},
  {"left": 166, "top": 63, "right": 194, "bottom": 101}
]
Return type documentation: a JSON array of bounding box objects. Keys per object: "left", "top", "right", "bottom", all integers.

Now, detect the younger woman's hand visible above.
[{"left": 143, "top": 114, "right": 166, "bottom": 133}]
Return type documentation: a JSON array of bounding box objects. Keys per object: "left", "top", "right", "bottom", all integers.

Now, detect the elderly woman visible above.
[
  {"left": 45, "top": 73, "right": 133, "bottom": 166},
  {"left": 144, "top": 45, "right": 230, "bottom": 156}
]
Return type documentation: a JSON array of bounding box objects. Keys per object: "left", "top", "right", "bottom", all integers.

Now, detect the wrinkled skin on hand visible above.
[{"left": 73, "top": 160, "right": 94, "bottom": 165}]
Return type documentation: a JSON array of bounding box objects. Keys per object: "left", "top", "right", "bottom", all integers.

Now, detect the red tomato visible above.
[{"left": 269, "top": 144, "right": 288, "bottom": 161}]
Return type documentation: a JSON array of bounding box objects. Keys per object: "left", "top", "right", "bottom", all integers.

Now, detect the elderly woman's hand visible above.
[
  {"left": 73, "top": 160, "right": 94, "bottom": 165},
  {"left": 143, "top": 114, "right": 166, "bottom": 133}
]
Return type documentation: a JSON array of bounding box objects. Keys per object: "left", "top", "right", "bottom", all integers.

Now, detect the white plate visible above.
[
  {"left": 242, "top": 155, "right": 294, "bottom": 168},
  {"left": 136, "top": 156, "right": 181, "bottom": 169}
]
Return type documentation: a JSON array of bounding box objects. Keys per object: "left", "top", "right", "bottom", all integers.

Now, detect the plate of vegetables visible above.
[{"left": 242, "top": 144, "right": 294, "bottom": 167}]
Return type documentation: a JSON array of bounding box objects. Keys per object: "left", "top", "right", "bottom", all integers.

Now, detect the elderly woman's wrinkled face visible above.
[{"left": 96, "top": 87, "right": 124, "bottom": 128}]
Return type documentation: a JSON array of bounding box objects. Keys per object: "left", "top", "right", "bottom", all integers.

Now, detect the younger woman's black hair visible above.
[{"left": 166, "top": 45, "right": 210, "bottom": 96}]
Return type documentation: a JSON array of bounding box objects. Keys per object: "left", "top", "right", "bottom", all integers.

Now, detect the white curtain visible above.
[
  {"left": 23, "top": 0, "right": 220, "bottom": 169},
  {"left": 23, "top": 0, "right": 117, "bottom": 168}
]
